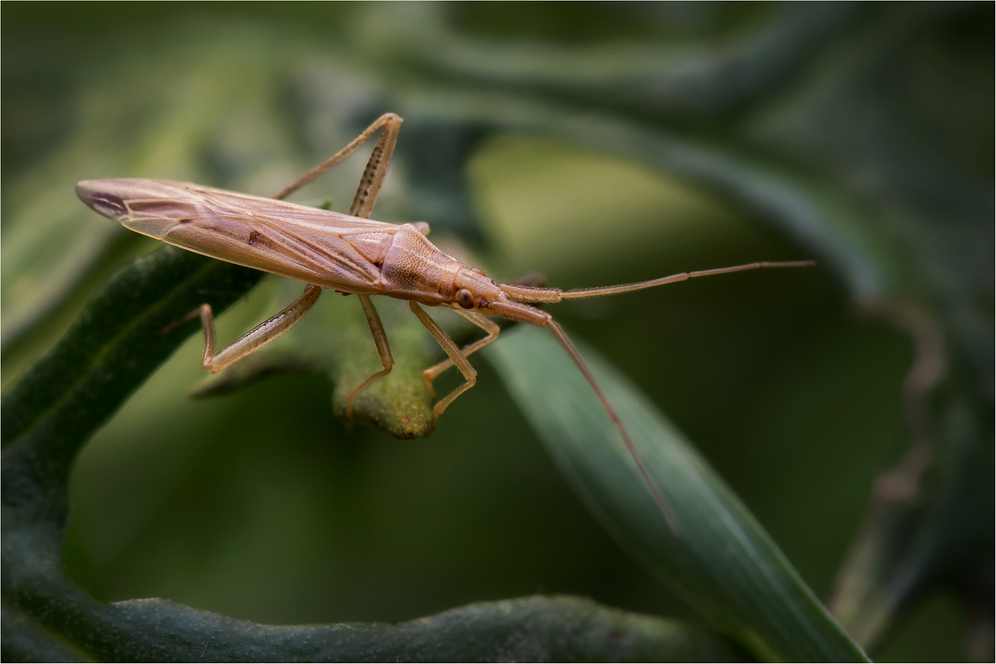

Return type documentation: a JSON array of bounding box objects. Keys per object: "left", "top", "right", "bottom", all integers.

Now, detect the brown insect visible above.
[{"left": 77, "top": 113, "right": 812, "bottom": 529}]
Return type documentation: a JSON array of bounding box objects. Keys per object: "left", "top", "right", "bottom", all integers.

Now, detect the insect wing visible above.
[{"left": 78, "top": 179, "right": 401, "bottom": 293}]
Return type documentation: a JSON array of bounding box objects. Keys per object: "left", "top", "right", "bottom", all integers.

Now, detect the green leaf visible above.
[
  {"left": 486, "top": 326, "right": 868, "bottom": 662},
  {"left": 2, "top": 592, "right": 748, "bottom": 663},
  {"left": 3, "top": 3, "right": 989, "bottom": 659},
  {"left": 2, "top": 600, "right": 92, "bottom": 663}
]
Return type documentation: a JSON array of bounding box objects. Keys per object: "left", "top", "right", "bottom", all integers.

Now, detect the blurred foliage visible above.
[{"left": 2, "top": 2, "right": 992, "bottom": 662}]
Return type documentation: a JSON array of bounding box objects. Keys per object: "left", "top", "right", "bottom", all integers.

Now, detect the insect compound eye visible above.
[{"left": 456, "top": 289, "right": 475, "bottom": 309}]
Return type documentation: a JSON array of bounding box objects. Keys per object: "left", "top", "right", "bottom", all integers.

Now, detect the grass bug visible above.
[{"left": 77, "top": 112, "right": 813, "bottom": 529}]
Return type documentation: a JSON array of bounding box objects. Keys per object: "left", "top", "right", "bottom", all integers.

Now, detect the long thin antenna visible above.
[{"left": 560, "top": 261, "right": 815, "bottom": 299}]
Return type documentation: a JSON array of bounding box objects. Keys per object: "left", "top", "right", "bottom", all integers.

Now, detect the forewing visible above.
[{"left": 108, "top": 179, "right": 400, "bottom": 292}]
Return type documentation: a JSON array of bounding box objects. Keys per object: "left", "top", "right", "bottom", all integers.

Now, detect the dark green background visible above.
[{"left": 3, "top": 3, "right": 991, "bottom": 661}]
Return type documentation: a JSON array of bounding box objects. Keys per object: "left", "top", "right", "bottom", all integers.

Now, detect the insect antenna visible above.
[
  {"left": 559, "top": 261, "right": 815, "bottom": 299},
  {"left": 501, "top": 261, "right": 815, "bottom": 304}
]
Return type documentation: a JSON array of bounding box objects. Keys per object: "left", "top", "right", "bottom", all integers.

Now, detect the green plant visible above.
[{"left": 3, "top": 4, "right": 991, "bottom": 661}]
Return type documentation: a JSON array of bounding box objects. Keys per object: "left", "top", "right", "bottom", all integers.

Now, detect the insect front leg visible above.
[
  {"left": 421, "top": 309, "right": 501, "bottom": 399},
  {"left": 345, "top": 294, "right": 396, "bottom": 420},
  {"left": 199, "top": 284, "right": 322, "bottom": 373},
  {"left": 408, "top": 302, "right": 482, "bottom": 429}
]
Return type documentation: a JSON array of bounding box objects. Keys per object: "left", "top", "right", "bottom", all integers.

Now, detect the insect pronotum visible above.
[{"left": 77, "top": 112, "right": 813, "bottom": 531}]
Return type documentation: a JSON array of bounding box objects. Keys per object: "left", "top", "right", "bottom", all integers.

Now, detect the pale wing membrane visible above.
[
  {"left": 161, "top": 213, "right": 384, "bottom": 293},
  {"left": 122, "top": 180, "right": 403, "bottom": 293},
  {"left": 187, "top": 184, "right": 402, "bottom": 235}
]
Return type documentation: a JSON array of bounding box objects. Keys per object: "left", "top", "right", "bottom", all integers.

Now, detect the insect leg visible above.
[
  {"left": 199, "top": 284, "right": 322, "bottom": 373},
  {"left": 421, "top": 309, "right": 500, "bottom": 398},
  {"left": 408, "top": 302, "right": 479, "bottom": 428},
  {"left": 271, "top": 113, "right": 403, "bottom": 203},
  {"left": 345, "top": 294, "right": 396, "bottom": 420},
  {"left": 347, "top": 115, "right": 401, "bottom": 219},
  {"left": 485, "top": 299, "right": 679, "bottom": 532}
]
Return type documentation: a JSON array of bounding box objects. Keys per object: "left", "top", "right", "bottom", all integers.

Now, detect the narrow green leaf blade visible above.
[{"left": 487, "top": 325, "right": 867, "bottom": 662}]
